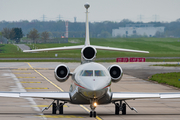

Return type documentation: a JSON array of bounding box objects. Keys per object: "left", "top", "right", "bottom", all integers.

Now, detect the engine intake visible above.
[
  {"left": 108, "top": 65, "right": 123, "bottom": 83},
  {"left": 54, "top": 64, "right": 70, "bottom": 82},
  {"left": 81, "top": 46, "right": 97, "bottom": 61}
]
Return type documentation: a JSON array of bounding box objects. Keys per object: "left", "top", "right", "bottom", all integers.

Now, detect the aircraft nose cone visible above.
[{"left": 85, "top": 77, "right": 109, "bottom": 91}]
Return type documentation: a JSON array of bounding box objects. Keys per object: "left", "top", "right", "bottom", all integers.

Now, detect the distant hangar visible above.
[{"left": 112, "top": 24, "right": 165, "bottom": 37}]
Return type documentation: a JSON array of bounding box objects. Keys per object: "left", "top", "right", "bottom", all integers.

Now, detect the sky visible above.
[{"left": 0, "top": 0, "right": 180, "bottom": 23}]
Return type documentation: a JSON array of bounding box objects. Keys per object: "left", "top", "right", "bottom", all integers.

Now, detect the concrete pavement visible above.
[{"left": 0, "top": 62, "right": 179, "bottom": 120}]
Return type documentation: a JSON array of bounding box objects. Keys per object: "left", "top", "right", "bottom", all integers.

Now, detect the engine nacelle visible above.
[
  {"left": 54, "top": 64, "right": 70, "bottom": 82},
  {"left": 108, "top": 65, "right": 123, "bottom": 83},
  {"left": 81, "top": 46, "right": 97, "bottom": 61}
]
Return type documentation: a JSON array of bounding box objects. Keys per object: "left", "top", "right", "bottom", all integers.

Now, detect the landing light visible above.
[{"left": 93, "top": 102, "right": 97, "bottom": 107}]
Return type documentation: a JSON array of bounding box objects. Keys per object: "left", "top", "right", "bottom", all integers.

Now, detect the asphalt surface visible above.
[
  {"left": 0, "top": 62, "right": 180, "bottom": 120},
  {"left": 103, "top": 62, "right": 180, "bottom": 80},
  {"left": 15, "top": 44, "right": 31, "bottom": 51}
]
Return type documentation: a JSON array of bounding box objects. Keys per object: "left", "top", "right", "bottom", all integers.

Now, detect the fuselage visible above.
[{"left": 69, "top": 62, "right": 112, "bottom": 104}]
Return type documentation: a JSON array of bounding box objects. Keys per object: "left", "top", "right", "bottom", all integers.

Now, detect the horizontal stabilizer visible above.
[
  {"left": 92, "top": 45, "right": 149, "bottom": 53},
  {"left": 23, "top": 45, "right": 84, "bottom": 52},
  {"left": 23, "top": 45, "right": 149, "bottom": 54}
]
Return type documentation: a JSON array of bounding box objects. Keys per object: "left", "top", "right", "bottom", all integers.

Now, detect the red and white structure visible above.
[{"left": 65, "top": 20, "right": 68, "bottom": 38}]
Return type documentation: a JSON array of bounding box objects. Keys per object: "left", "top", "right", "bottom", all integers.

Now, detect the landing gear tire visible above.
[
  {"left": 90, "top": 111, "right": 96, "bottom": 117},
  {"left": 122, "top": 103, "right": 126, "bottom": 115},
  {"left": 94, "top": 111, "right": 96, "bottom": 117},
  {"left": 59, "top": 103, "right": 63, "bottom": 114},
  {"left": 90, "top": 111, "right": 93, "bottom": 117},
  {"left": 115, "top": 103, "right": 119, "bottom": 115},
  {"left": 52, "top": 103, "right": 57, "bottom": 114}
]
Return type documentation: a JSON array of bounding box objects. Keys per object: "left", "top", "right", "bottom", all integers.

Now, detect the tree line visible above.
[
  {"left": 1, "top": 28, "right": 49, "bottom": 43},
  {"left": 0, "top": 18, "right": 180, "bottom": 39}
]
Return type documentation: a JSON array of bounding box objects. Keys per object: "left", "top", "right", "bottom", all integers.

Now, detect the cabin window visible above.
[
  {"left": 81, "top": 70, "right": 93, "bottom": 76},
  {"left": 95, "top": 70, "right": 105, "bottom": 76}
]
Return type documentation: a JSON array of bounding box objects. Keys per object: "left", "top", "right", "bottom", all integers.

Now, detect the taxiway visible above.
[{"left": 0, "top": 62, "right": 179, "bottom": 120}]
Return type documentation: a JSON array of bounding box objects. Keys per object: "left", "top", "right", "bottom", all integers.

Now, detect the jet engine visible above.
[
  {"left": 81, "top": 46, "right": 97, "bottom": 61},
  {"left": 108, "top": 65, "right": 123, "bottom": 83},
  {"left": 54, "top": 64, "right": 70, "bottom": 82}
]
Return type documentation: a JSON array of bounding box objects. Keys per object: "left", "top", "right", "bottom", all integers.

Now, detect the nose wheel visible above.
[{"left": 90, "top": 111, "right": 96, "bottom": 117}]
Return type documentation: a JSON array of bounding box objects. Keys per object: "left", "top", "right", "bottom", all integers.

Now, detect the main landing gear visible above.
[
  {"left": 114, "top": 100, "right": 138, "bottom": 115},
  {"left": 42, "top": 100, "right": 66, "bottom": 114}
]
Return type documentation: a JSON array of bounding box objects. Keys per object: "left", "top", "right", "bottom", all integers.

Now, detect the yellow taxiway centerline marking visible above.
[
  {"left": 14, "top": 73, "right": 32, "bottom": 74},
  {"left": 37, "top": 115, "right": 83, "bottom": 118},
  {"left": 32, "top": 105, "right": 68, "bottom": 107},
  {"left": 21, "top": 81, "right": 42, "bottom": 83},
  {"left": 26, "top": 62, "right": 102, "bottom": 120},
  {"left": 13, "top": 69, "right": 28, "bottom": 70},
  {"left": 17, "top": 77, "right": 36, "bottom": 78},
  {"left": 25, "top": 87, "right": 49, "bottom": 89},
  {"left": 12, "top": 68, "right": 49, "bottom": 70},
  {"left": 27, "top": 63, "right": 64, "bottom": 92}
]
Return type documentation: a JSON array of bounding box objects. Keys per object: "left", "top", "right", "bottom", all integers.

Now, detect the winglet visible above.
[{"left": 84, "top": 3, "right": 90, "bottom": 46}]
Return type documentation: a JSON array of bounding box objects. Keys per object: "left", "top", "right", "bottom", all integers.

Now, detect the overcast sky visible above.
[{"left": 0, "top": 0, "right": 180, "bottom": 23}]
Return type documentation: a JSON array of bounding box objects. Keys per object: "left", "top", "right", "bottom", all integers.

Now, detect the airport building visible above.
[{"left": 112, "top": 24, "right": 165, "bottom": 37}]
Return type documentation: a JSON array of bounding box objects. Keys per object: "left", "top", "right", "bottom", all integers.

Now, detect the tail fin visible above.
[{"left": 84, "top": 3, "right": 90, "bottom": 46}]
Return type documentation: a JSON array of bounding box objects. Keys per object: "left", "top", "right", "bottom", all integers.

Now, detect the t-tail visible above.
[{"left": 23, "top": 3, "right": 149, "bottom": 63}]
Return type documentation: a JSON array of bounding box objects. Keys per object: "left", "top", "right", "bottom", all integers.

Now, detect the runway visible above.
[{"left": 0, "top": 62, "right": 180, "bottom": 120}]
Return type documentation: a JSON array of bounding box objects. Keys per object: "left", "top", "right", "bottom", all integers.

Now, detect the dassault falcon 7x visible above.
[{"left": 1, "top": 3, "right": 180, "bottom": 118}]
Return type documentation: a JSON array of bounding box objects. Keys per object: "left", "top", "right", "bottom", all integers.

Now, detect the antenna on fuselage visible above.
[{"left": 84, "top": 3, "right": 90, "bottom": 46}]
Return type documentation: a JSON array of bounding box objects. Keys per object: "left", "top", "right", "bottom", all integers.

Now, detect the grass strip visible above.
[
  {"left": 0, "top": 60, "right": 80, "bottom": 62},
  {"left": 152, "top": 64, "right": 180, "bottom": 67},
  {"left": 0, "top": 59, "right": 179, "bottom": 62},
  {"left": 149, "top": 72, "right": 180, "bottom": 88}
]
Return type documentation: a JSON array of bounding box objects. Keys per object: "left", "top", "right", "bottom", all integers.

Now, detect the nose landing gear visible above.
[{"left": 89, "top": 100, "right": 97, "bottom": 117}]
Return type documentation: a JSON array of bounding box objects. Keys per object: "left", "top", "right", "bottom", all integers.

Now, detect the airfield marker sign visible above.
[
  {"left": 116, "top": 58, "right": 128, "bottom": 62},
  {"left": 116, "top": 58, "right": 146, "bottom": 62}
]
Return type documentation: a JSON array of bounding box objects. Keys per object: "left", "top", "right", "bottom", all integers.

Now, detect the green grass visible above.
[
  {"left": 149, "top": 72, "right": 180, "bottom": 88},
  {"left": 0, "top": 38, "right": 180, "bottom": 61},
  {"left": 0, "top": 59, "right": 80, "bottom": 62},
  {"left": 152, "top": 64, "right": 180, "bottom": 67},
  {"left": 0, "top": 44, "right": 21, "bottom": 53},
  {"left": 27, "top": 38, "right": 180, "bottom": 58}
]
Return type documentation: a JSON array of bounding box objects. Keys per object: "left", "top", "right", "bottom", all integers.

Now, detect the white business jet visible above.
[{"left": 1, "top": 3, "right": 180, "bottom": 118}]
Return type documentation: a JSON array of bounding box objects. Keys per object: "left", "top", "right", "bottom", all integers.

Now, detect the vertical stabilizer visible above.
[{"left": 84, "top": 3, "right": 90, "bottom": 46}]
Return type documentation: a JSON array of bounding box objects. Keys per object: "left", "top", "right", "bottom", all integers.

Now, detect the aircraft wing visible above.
[
  {"left": 23, "top": 45, "right": 84, "bottom": 52},
  {"left": 92, "top": 45, "right": 149, "bottom": 53},
  {"left": 0, "top": 92, "right": 70, "bottom": 101},
  {"left": 111, "top": 92, "right": 180, "bottom": 101}
]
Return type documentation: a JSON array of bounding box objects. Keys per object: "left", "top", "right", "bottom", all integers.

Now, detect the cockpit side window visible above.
[
  {"left": 95, "top": 70, "right": 106, "bottom": 76},
  {"left": 81, "top": 70, "right": 93, "bottom": 76}
]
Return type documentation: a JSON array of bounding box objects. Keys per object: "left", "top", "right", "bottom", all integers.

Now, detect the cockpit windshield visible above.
[
  {"left": 80, "top": 70, "right": 106, "bottom": 77},
  {"left": 81, "top": 70, "right": 93, "bottom": 76},
  {"left": 95, "top": 70, "right": 105, "bottom": 76}
]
